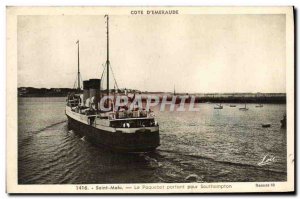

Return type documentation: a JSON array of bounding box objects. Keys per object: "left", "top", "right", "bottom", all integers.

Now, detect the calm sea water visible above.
[{"left": 18, "top": 97, "right": 287, "bottom": 184}]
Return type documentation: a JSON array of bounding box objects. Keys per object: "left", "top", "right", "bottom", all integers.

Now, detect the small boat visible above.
[
  {"left": 229, "top": 104, "right": 236, "bottom": 107},
  {"left": 239, "top": 103, "right": 248, "bottom": 111},
  {"left": 262, "top": 124, "right": 271, "bottom": 128},
  {"left": 214, "top": 104, "right": 223, "bottom": 109},
  {"left": 256, "top": 104, "right": 263, "bottom": 108}
]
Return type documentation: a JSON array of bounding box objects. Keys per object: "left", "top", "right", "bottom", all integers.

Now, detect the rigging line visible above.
[
  {"left": 73, "top": 75, "right": 78, "bottom": 89},
  {"left": 100, "top": 63, "right": 106, "bottom": 80},
  {"left": 109, "top": 64, "right": 119, "bottom": 90},
  {"left": 100, "top": 63, "right": 106, "bottom": 90},
  {"left": 79, "top": 73, "right": 84, "bottom": 89}
]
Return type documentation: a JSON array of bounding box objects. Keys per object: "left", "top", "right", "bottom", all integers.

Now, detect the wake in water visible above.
[
  {"left": 156, "top": 149, "right": 287, "bottom": 175},
  {"left": 26, "top": 120, "right": 67, "bottom": 134}
]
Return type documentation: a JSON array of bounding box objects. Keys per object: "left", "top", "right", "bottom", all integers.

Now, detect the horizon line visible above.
[{"left": 17, "top": 86, "right": 287, "bottom": 94}]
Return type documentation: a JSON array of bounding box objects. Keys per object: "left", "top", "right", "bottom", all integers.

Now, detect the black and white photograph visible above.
[{"left": 6, "top": 6, "right": 294, "bottom": 193}]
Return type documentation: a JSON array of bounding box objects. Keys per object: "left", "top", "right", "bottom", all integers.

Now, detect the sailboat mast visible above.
[
  {"left": 106, "top": 15, "right": 110, "bottom": 96},
  {"left": 77, "top": 40, "right": 80, "bottom": 91},
  {"left": 174, "top": 85, "right": 175, "bottom": 95}
]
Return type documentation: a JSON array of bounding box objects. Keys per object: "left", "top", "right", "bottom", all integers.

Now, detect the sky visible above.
[{"left": 17, "top": 14, "right": 286, "bottom": 93}]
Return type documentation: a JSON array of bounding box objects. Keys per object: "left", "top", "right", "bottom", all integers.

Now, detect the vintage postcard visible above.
[{"left": 7, "top": 6, "right": 294, "bottom": 193}]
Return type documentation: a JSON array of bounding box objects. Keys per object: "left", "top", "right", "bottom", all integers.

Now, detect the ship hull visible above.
[{"left": 66, "top": 115, "right": 160, "bottom": 153}]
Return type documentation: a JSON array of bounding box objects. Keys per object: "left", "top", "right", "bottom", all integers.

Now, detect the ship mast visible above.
[
  {"left": 76, "top": 40, "right": 80, "bottom": 91},
  {"left": 105, "top": 15, "right": 110, "bottom": 96}
]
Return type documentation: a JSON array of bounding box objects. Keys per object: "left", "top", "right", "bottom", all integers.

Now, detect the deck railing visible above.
[{"left": 108, "top": 110, "right": 153, "bottom": 120}]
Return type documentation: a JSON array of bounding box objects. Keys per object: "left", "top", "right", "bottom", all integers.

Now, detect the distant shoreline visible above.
[{"left": 17, "top": 87, "right": 286, "bottom": 104}]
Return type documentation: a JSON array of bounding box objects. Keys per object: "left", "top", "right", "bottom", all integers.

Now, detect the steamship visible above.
[{"left": 65, "top": 15, "right": 160, "bottom": 152}]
